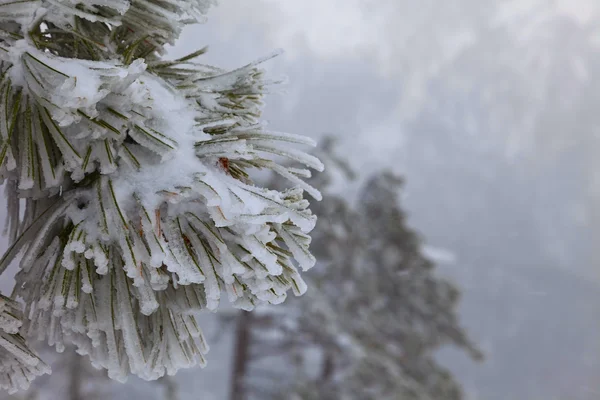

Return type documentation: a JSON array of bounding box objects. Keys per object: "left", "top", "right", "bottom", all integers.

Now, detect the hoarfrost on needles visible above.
[{"left": 0, "top": 0, "right": 321, "bottom": 390}]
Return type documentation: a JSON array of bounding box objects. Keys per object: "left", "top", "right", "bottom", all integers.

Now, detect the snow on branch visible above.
[{"left": 0, "top": 0, "right": 322, "bottom": 390}]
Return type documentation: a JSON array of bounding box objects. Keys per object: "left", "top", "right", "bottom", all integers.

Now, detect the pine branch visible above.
[{"left": 0, "top": 0, "right": 321, "bottom": 391}]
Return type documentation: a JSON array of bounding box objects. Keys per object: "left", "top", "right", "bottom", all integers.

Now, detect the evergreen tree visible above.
[
  {"left": 232, "top": 140, "right": 482, "bottom": 400},
  {"left": 400, "top": 8, "right": 600, "bottom": 398},
  {"left": 0, "top": 0, "right": 322, "bottom": 393}
]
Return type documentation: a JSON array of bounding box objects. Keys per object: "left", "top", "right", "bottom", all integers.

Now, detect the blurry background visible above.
[{"left": 2, "top": 0, "right": 600, "bottom": 399}]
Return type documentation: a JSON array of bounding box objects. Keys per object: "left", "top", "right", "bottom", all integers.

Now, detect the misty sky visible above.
[
  {"left": 165, "top": 3, "right": 600, "bottom": 398},
  {"left": 167, "top": 0, "right": 599, "bottom": 178},
  {"left": 166, "top": 0, "right": 600, "bottom": 281}
]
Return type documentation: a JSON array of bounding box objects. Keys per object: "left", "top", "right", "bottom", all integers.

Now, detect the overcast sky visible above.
[
  {"left": 167, "top": 4, "right": 600, "bottom": 398},
  {"left": 167, "top": 0, "right": 599, "bottom": 177},
  {"left": 167, "top": 0, "right": 412, "bottom": 177}
]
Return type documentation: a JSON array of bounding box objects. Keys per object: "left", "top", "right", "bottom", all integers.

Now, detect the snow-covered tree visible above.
[
  {"left": 0, "top": 0, "right": 322, "bottom": 393},
  {"left": 230, "top": 140, "right": 482, "bottom": 400},
  {"left": 399, "top": 8, "right": 600, "bottom": 399}
]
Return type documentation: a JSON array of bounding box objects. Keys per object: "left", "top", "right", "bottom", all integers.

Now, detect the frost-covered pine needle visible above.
[
  {"left": 0, "top": 0, "right": 322, "bottom": 389},
  {"left": 0, "top": 295, "right": 50, "bottom": 394}
]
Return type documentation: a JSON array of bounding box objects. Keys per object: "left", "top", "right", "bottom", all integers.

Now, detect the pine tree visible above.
[
  {"left": 233, "top": 139, "right": 482, "bottom": 400},
  {"left": 0, "top": 0, "right": 322, "bottom": 393}
]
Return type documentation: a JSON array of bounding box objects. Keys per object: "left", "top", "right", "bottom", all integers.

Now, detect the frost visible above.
[
  {"left": 0, "top": 295, "right": 50, "bottom": 394},
  {"left": 0, "top": 0, "right": 320, "bottom": 389}
]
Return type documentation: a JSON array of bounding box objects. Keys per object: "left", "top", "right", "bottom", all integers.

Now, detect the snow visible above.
[
  {"left": 422, "top": 245, "right": 458, "bottom": 265},
  {"left": 0, "top": 0, "right": 322, "bottom": 390}
]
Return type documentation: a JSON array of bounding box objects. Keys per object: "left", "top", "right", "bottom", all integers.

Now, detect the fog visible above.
[{"left": 173, "top": 1, "right": 600, "bottom": 398}]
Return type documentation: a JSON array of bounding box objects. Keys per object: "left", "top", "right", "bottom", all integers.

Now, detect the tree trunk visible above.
[
  {"left": 160, "top": 376, "right": 179, "bottom": 400},
  {"left": 229, "top": 311, "right": 253, "bottom": 400},
  {"left": 68, "top": 351, "right": 82, "bottom": 400},
  {"left": 320, "top": 351, "right": 334, "bottom": 383}
]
